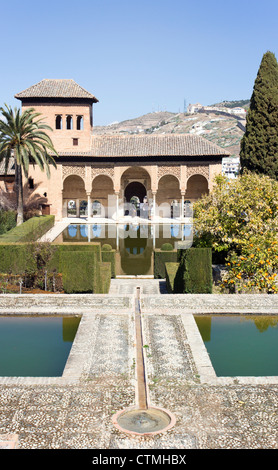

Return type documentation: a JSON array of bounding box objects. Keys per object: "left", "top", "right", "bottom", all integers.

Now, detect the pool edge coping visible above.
[
  {"left": 0, "top": 293, "right": 278, "bottom": 386},
  {"left": 179, "top": 313, "right": 278, "bottom": 386}
]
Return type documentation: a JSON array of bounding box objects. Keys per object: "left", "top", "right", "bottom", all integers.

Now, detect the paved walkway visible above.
[
  {"left": 109, "top": 278, "right": 168, "bottom": 295},
  {"left": 0, "top": 281, "right": 277, "bottom": 450}
]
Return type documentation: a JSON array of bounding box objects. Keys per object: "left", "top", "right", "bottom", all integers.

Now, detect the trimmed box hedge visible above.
[
  {"left": 154, "top": 249, "right": 178, "bottom": 279},
  {"left": 0, "top": 215, "right": 55, "bottom": 243},
  {"left": 47, "top": 242, "right": 101, "bottom": 272},
  {"left": 97, "top": 262, "right": 111, "bottom": 293},
  {"left": 0, "top": 243, "right": 37, "bottom": 274},
  {"left": 165, "top": 248, "right": 212, "bottom": 293},
  {"left": 60, "top": 251, "right": 111, "bottom": 294},
  {"left": 165, "top": 262, "right": 179, "bottom": 293},
  {"left": 0, "top": 240, "right": 111, "bottom": 294},
  {"left": 176, "top": 248, "right": 212, "bottom": 293},
  {"left": 101, "top": 249, "right": 116, "bottom": 278},
  {"left": 60, "top": 251, "right": 98, "bottom": 293}
]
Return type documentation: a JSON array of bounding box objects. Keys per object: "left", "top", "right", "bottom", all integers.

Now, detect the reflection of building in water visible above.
[
  {"left": 0, "top": 79, "right": 229, "bottom": 220},
  {"left": 58, "top": 223, "right": 193, "bottom": 275}
]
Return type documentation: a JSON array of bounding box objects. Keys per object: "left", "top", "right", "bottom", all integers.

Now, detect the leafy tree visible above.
[
  {"left": 240, "top": 51, "right": 278, "bottom": 179},
  {"left": 0, "top": 105, "right": 57, "bottom": 225},
  {"left": 193, "top": 172, "right": 278, "bottom": 293}
]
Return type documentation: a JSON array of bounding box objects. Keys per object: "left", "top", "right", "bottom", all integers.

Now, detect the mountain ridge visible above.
[{"left": 93, "top": 101, "right": 248, "bottom": 157}]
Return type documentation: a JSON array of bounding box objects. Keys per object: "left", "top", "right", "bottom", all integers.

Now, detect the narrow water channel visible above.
[{"left": 112, "top": 287, "right": 176, "bottom": 436}]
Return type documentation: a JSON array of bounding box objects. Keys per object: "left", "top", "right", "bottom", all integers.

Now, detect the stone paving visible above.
[{"left": 0, "top": 282, "right": 277, "bottom": 449}]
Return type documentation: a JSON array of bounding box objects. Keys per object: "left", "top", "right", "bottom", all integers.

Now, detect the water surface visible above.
[
  {"left": 194, "top": 315, "right": 278, "bottom": 376},
  {"left": 0, "top": 316, "right": 81, "bottom": 377}
]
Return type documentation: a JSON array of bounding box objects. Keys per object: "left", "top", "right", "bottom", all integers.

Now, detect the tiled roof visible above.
[
  {"left": 0, "top": 135, "right": 228, "bottom": 175},
  {"left": 88, "top": 134, "right": 229, "bottom": 157},
  {"left": 15, "top": 79, "right": 99, "bottom": 102}
]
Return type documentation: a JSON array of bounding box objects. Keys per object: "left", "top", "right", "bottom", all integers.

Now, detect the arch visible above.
[
  {"left": 120, "top": 166, "right": 151, "bottom": 212},
  {"left": 185, "top": 174, "right": 209, "bottom": 201},
  {"left": 55, "top": 115, "right": 62, "bottom": 130},
  {"left": 120, "top": 165, "right": 152, "bottom": 182},
  {"left": 92, "top": 173, "right": 114, "bottom": 189},
  {"left": 156, "top": 174, "right": 181, "bottom": 209},
  {"left": 76, "top": 115, "right": 84, "bottom": 130},
  {"left": 91, "top": 175, "right": 114, "bottom": 218},
  {"left": 157, "top": 172, "right": 180, "bottom": 186},
  {"left": 66, "top": 115, "right": 73, "bottom": 130},
  {"left": 124, "top": 181, "right": 146, "bottom": 203},
  {"left": 62, "top": 175, "right": 86, "bottom": 218},
  {"left": 63, "top": 174, "right": 86, "bottom": 197}
]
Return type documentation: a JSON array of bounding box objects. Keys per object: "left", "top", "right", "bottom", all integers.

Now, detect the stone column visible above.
[
  {"left": 87, "top": 192, "right": 91, "bottom": 220},
  {"left": 76, "top": 199, "right": 80, "bottom": 219},
  {"left": 61, "top": 190, "right": 66, "bottom": 218},
  {"left": 152, "top": 192, "right": 157, "bottom": 220},
  {"left": 181, "top": 192, "right": 185, "bottom": 220},
  {"left": 115, "top": 191, "right": 119, "bottom": 221}
]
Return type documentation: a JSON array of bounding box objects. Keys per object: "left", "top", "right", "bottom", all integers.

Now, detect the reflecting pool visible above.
[
  {"left": 0, "top": 316, "right": 81, "bottom": 377},
  {"left": 195, "top": 315, "right": 278, "bottom": 377},
  {"left": 55, "top": 223, "right": 193, "bottom": 276}
]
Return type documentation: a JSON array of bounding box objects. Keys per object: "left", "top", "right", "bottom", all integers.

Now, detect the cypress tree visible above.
[{"left": 240, "top": 51, "right": 278, "bottom": 179}]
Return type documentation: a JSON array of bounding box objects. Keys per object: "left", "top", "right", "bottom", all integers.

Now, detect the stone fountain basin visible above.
[{"left": 112, "top": 405, "right": 176, "bottom": 436}]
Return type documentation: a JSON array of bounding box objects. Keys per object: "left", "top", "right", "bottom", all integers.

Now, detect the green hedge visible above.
[
  {"left": 175, "top": 248, "right": 212, "bottom": 293},
  {"left": 0, "top": 241, "right": 111, "bottom": 293},
  {"left": 101, "top": 249, "right": 116, "bottom": 278},
  {"left": 0, "top": 243, "right": 37, "bottom": 274},
  {"left": 0, "top": 215, "right": 55, "bottom": 243},
  {"left": 161, "top": 243, "right": 174, "bottom": 251},
  {"left": 60, "top": 251, "right": 98, "bottom": 293},
  {"left": 165, "top": 262, "right": 179, "bottom": 293},
  {"left": 47, "top": 242, "right": 101, "bottom": 272},
  {"left": 154, "top": 249, "right": 178, "bottom": 279},
  {"left": 97, "top": 262, "right": 111, "bottom": 293},
  {"left": 0, "top": 210, "right": 17, "bottom": 235},
  {"left": 60, "top": 251, "right": 111, "bottom": 294}
]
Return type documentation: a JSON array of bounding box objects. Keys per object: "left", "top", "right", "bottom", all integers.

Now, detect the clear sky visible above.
[{"left": 1, "top": 0, "right": 278, "bottom": 125}]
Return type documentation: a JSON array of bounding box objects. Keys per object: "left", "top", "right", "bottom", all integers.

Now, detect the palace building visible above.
[{"left": 1, "top": 79, "right": 229, "bottom": 221}]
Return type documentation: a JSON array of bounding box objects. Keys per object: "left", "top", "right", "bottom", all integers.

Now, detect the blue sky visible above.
[{"left": 1, "top": 0, "right": 278, "bottom": 125}]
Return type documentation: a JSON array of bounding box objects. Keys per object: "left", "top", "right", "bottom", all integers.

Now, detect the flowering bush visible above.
[{"left": 193, "top": 171, "right": 278, "bottom": 293}]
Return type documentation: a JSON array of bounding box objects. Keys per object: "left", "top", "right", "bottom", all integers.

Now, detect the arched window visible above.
[
  {"left": 66, "top": 115, "right": 73, "bottom": 130},
  {"left": 92, "top": 200, "right": 102, "bottom": 216},
  {"left": 55, "top": 115, "right": 62, "bottom": 129},
  {"left": 76, "top": 115, "right": 83, "bottom": 130}
]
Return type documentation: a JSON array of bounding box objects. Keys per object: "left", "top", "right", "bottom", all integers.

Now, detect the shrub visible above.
[
  {"left": 165, "top": 262, "right": 179, "bottom": 293},
  {"left": 0, "top": 241, "right": 58, "bottom": 289},
  {"left": 101, "top": 244, "right": 112, "bottom": 251},
  {"left": 0, "top": 210, "right": 16, "bottom": 235},
  {"left": 0, "top": 243, "right": 36, "bottom": 275},
  {"left": 154, "top": 249, "right": 178, "bottom": 279},
  {"left": 161, "top": 243, "right": 174, "bottom": 251},
  {"left": 60, "top": 251, "right": 98, "bottom": 293},
  {"left": 97, "top": 262, "right": 111, "bottom": 293},
  {"left": 101, "top": 249, "right": 116, "bottom": 278},
  {"left": 47, "top": 242, "right": 101, "bottom": 272},
  {"left": 0, "top": 215, "right": 55, "bottom": 243},
  {"left": 0, "top": 240, "right": 111, "bottom": 293},
  {"left": 176, "top": 248, "right": 212, "bottom": 293},
  {"left": 194, "top": 172, "right": 278, "bottom": 293}
]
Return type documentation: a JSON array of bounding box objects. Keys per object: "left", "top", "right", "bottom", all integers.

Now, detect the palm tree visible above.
[{"left": 0, "top": 104, "right": 58, "bottom": 225}]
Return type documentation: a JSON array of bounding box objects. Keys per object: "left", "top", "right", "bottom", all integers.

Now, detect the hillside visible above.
[
  {"left": 93, "top": 108, "right": 246, "bottom": 157},
  {"left": 210, "top": 99, "right": 250, "bottom": 110}
]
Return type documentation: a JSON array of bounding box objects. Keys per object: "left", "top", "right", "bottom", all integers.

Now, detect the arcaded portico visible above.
[{"left": 0, "top": 79, "right": 230, "bottom": 220}]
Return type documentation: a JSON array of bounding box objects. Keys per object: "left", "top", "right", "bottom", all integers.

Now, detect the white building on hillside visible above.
[
  {"left": 187, "top": 103, "right": 203, "bottom": 114},
  {"left": 222, "top": 156, "right": 240, "bottom": 179}
]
